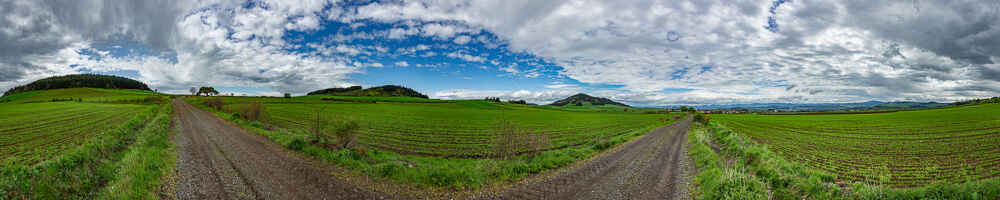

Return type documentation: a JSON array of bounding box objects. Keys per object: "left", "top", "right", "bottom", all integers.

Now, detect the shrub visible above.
[
  {"left": 492, "top": 119, "right": 551, "bottom": 158},
  {"left": 239, "top": 101, "right": 265, "bottom": 121},
  {"left": 283, "top": 93, "right": 291, "bottom": 98},
  {"left": 331, "top": 119, "right": 361, "bottom": 149},
  {"left": 694, "top": 114, "right": 711, "bottom": 124},
  {"left": 203, "top": 98, "right": 225, "bottom": 110},
  {"left": 288, "top": 137, "right": 307, "bottom": 151}
]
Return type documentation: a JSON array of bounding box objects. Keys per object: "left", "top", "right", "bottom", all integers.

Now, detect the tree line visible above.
[{"left": 2, "top": 74, "right": 151, "bottom": 97}]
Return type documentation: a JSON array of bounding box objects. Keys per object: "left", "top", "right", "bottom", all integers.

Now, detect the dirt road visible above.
[
  {"left": 171, "top": 97, "right": 691, "bottom": 199},
  {"left": 494, "top": 117, "right": 693, "bottom": 200},
  {"left": 171, "top": 99, "right": 383, "bottom": 199}
]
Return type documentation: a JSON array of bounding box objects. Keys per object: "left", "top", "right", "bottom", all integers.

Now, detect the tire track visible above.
[{"left": 494, "top": 116, "right": 692, "bottom": 200}]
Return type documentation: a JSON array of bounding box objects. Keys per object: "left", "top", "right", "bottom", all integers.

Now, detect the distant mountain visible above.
[
  {"left": 691, "top": 101, "right": 948, "bottom": 112},
  {"left": 2, "top": 74, "right": 150, "bottom": 97},
  {"left": 550, "top": 93, "right": 630, "bottom": 107},
  {"left": 308, "top": 85, "right": 428, "bottom": 99}
]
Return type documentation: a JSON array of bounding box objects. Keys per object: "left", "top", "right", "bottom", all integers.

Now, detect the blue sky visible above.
[{"left": 2, "top": 0, "right": 1000, "bottom": 106}]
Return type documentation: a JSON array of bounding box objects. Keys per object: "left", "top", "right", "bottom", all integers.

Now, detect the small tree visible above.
[
  {"left": 197, "top": 87, "right": 220, "bottom": 96},
  {"left": 190, "top": 87, "right": 197, "bottom": 95},
  {"left": 284, "top": 93, "right": 292, "bottom": 98},
  {"left": 308, "top": 106, "right": 361, "bottom": 149}
]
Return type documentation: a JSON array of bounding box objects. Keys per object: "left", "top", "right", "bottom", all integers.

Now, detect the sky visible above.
[{"left": 2, "top": 0, "right": 1000, "bottom": 106}]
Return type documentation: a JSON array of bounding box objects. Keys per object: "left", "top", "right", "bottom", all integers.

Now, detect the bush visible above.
[
  {"left": 694, "top": 114, "right": 711, "bottom": 124},
  {"left": 331, "top": 119, "right": 361, "bottom": 149},
  {"left": 288, "top": 137, "right": 307, "bottom": 151},
  {"left": 239, "top": 101, "right": 265, "bottom": 121},
  {"left": 492, "top": 119, "right": 551, "bottom": 158},
  {"left": 203, "top": 98, "right": 224, "bottom": 110}
]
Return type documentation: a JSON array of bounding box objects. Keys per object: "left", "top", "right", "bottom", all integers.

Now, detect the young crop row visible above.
[
  {"left": 0, "top": 102, "right": 151, "bottom": 165},
  {"left": 1, "top": 102, "right": 173, "bottom": 199},
  {"left": 261, "top": 102, "right": 666, "bottom": 157},
  {"left": 711, "top": 103, "right": 1000, "bottom": 187},
  {"left": 687, "top": 120, "right": 1000, "bottom": 199}
]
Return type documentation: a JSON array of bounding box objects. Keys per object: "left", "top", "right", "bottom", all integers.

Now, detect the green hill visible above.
[
  {"left": 307, "top": 85, "right": 428, "bottom": 99},
  {"left": 549, "top": 93, "right": 630, "bottom": 107},
  {"left": 306, "top": 86, "right": 363, "bottom": 95},
  {"left": 2, "top": 74, "right": 151, "bottom": 97}
]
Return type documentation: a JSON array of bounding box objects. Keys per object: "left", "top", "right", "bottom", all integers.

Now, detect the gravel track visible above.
[
  {"left": 172, "top": 99, "right": 383, "bottom": 200},
  {"left": 492, "top": 117, "right": 693, "bottom": 200}
]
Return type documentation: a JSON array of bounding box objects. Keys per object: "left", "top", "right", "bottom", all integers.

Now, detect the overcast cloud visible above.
[{"left": 1, "top": 0, "right": 999, "bottom": 105}]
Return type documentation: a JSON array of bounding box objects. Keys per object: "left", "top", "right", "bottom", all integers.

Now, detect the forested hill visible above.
[
  {"left": 2, "top": 74, "right": 151, "bottom": 97},
  {"left": 550, "top": 93, "right": 631, "bottom": 107},
  {"left": 307, "top": 85, "right": 428, "bottom": 99}
]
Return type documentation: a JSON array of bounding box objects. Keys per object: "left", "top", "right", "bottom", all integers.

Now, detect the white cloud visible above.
[
  {"left": 342, "top": 0, "right": 1000, "bottom": 103},
  {"left": 446, "top": 52, "right": 485, "bottom": 62},
  {"left": 4, "top": 0, "right": 1000, "bottom": 104},
  {"left": 394, "top": 61, "right": 409, "bottom": 67},
  {"left": 453, "top": 35, "right": 472, "bottom": 44},
  {"left": 432, "top": 89, "right": 582, "bottom": 104}
]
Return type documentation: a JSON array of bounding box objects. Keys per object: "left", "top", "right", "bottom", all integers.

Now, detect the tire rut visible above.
[
  {"left": 494, "top": 117, "right": 693, "bottom": 200},
  {"left": 171, "top": 98, "right": 383, "bottom": 200}
]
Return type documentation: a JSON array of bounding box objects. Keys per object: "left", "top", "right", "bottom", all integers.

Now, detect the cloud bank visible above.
[{"left": 1, "top": 0, "right": 999, "bottom": 105}]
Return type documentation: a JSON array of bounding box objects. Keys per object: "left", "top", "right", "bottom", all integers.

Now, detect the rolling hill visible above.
[
  {"left": 2, "top": 74, "right": 151, "bottom": 97},
  {"left": 549, "top": 93, "right": 630, "bottom": 107},
  {"left": 306, "top": 85, "right": 428, "bottom": 98}
]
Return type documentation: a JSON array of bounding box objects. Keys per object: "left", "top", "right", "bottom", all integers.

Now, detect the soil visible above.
[{"left": 171, "top": 98, "right": 384, "bottom": 199}]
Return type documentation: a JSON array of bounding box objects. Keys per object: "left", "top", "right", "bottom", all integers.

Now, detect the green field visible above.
[
  {"left": 267, "top": 100, "right": 663, "bottom": 157},
  {"left": 0, "top": 88, "right": 161, "bottom": 103},
  {"left": 711, "top": 104, "right": 1000, "bottom": 187},
  {"left": 0, "top": 102, "right": 151, "bottom": 165},
  {"left": 0, "top": 88, "right": 175, "bottom": 199},
  {"left": 187, "top": 96, "right": 680, "bottom": 188}
]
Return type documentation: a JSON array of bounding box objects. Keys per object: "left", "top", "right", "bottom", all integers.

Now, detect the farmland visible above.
[
  {"left": 711, "top": 103, "right": 1000, "bottom": 188},
  {"left": 0, "top": 87, "right": 175, "bottom": 199},
  {"left": 185, "top": 96, "right": 681, "bottom": 188},
  {"left": 0, "top": 102, "right": 151, "bottom": 164}
]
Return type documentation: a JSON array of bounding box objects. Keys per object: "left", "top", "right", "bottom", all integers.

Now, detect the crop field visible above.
[
  {"left": 206, "top": 96, "right": 672, "bottom": 158},
  {"left": 0, "top": 88, "right": 160, "bottom": 103},
  {"left": 712, "top": 103, "right": 1000, "bottom": 187},
  {"left": 0, "top": 89, "right": 160, "bottom": 165}
]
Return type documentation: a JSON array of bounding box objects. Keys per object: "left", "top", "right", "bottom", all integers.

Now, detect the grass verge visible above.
[
  {"left": 687, "top": 120, "right": 1000, "bottom": 199},
  {"left": 96, "top": 104, "right": 175, "bottom": 199}
]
